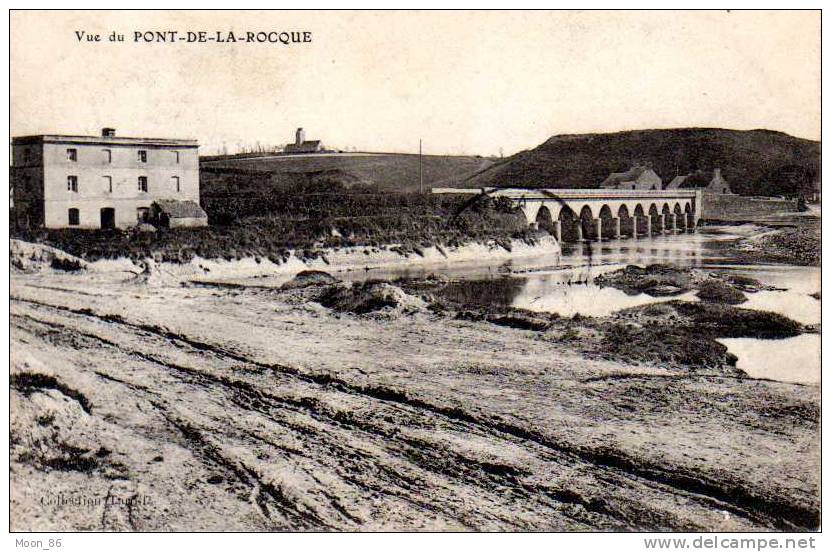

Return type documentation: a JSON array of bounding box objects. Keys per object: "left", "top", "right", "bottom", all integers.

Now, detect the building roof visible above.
[
  {"left": 601, "top": 166, "right": 661, "bottom": 189},
  {"left": 285, "top": 140, "right": 322, "bottom": 152},
  {"left": 11, "top": 134, "right": 199, "bottom": 148},
  {"left": 668, "top": 170, "right": 730, "bottom": 192},
  {"left": 153, "top": 199, "right": 207, "bottom": 219},
  {"left": 601, "top": 167, "right": 640, "bottom": 188},
  {"left": 665, "top": 175, "right": 688, "bottom": 189}
]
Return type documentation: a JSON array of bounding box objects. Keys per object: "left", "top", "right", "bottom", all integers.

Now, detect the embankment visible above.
[
  {"left": 82, "top": 236, "right": 561, "bottom": 284},
  {"left": 701, "top": 192, "right": 798, "bottom": 222},
  {"left": 10, "top": 239, "right": 87, "bottom": 273},
  {"left": 12, "top": 189, "right": 534, "bottom": 266}
]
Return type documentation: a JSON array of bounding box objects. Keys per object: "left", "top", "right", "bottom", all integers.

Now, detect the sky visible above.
[{"left": 10, "top": 10, "right": 820, "bottom": 156}]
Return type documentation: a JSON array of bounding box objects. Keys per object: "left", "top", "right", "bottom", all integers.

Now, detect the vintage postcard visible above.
[{"left": 7, "top": 8, "right": 821, "bottom": 541}]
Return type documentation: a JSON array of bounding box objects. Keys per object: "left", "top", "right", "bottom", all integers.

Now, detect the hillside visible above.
[
  {"left": 464, "top": 128, "right": 820, "bottom": 197},
  {"left": 201, "top": 152, "right": 496, "bottom": 193}
]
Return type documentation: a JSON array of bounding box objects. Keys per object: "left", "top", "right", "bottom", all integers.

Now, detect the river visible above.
[
  {"left": 401, "top": 225, "right": 819, "bottom": 385},
  {"left": 244, "top": 224, "right": 821, "bottom": 385}
]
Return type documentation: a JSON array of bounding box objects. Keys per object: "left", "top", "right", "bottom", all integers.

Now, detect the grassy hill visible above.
[
  {"left": 463, "top": 128, "right": 820, "bottom": 197},
  {"left": 201, "top": 152, "right": 496, "bottom": 193}
]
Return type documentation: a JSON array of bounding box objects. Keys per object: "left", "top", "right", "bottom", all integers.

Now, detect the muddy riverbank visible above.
[
  {"left": 729, "top": 218, "right": 820, "bottom": 267},
  {"left": 10, "top": 257, "right": 820, "bottom": 531},
  {"left": 10, "top": 234, "right": 562, "bottom": 284},
  {"left": 405, "top": 265, "right": 806, "bottom": 374}
]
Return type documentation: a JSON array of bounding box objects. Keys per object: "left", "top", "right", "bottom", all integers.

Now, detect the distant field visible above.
[{"left": 201, "top": 152, "right": 497, "bottom": 193}]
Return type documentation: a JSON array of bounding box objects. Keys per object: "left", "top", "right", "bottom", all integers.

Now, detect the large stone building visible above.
[{"left": 11, "top": 128, "right": 206, "bottom": 229}]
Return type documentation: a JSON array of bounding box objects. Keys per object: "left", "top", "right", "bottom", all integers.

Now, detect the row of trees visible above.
[{"left": 211, "top": 143, "right": 369, "bottom": 156}]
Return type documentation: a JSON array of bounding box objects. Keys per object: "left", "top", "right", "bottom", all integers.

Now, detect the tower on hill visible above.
[{"left": 285, "top": 127, "right": 323, "bottom": 154}]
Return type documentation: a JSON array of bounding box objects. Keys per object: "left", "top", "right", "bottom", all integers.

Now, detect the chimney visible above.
[
  {"left": 295, "top": 127, "right": 305, "bottom": 146},
  {"left": 102, "top": 127, "right": 116, "bottom": 137}
]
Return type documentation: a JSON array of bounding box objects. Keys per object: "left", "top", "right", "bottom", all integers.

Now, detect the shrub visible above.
[
  {"left": 696, "top": 280, "right": 747, "bottom": 305},
  {"left": 50, "top": 257, "right": 83, "bottom": 271}
]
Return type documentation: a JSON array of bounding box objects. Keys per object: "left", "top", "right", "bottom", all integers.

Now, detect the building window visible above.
[
  {"left": 67, "top": 175, "right": 78, "bottom": 192},
  {"left": 67, "top": 148, "right": 77, "bottom": 162},
  {"left": 103, "top": 176, "right": 112, "bottom": 193},
  {"left": 138, "top": 176, "right": 148, "bottom": 192},
  {"left": 103, "top": 149, "right": 112, "bottom": 163},
  {"left": 68, "top": 208, "right": 79, "bottom": 226},
  {"left": 24, "top": 148, "right": 32, "bottom": 164},
  {"left": 174, "top": 151, "right": 180, "bottom": 164},
  {"left": 138, "top": 150, "right": 147, "bottom": 163},
  {"left": 137, "top": 207, "right": 150, "bottom": 223},
  {"left": 172, "top": 176, "right": 180, "bottom": 192}
]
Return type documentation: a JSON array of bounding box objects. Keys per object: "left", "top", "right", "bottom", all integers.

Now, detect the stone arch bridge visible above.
[{"left": 433, "top": 188, "right": 702, "bottom": 242}]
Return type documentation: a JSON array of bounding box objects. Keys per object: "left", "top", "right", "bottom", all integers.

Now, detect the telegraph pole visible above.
[{"left": 419, "top": 139, "right": 423, "bottom": 194}]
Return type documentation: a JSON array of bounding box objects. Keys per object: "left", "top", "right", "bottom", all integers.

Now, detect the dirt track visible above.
[{"left": 10, "top": 271, "right": 820, "bottom": 531}]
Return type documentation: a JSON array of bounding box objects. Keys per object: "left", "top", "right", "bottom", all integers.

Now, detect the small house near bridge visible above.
[{"left": 601, "top": 165, "right": 663, "bottom": 190}]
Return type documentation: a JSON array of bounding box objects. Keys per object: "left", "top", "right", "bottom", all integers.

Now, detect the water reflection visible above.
[
  {"left": 706, "top": 265, "right": 820, "bottom": 325},
  {"left": 718, "top": 335, "right": 821, "bottom": 385},
  {"left": 433, "top": 266, "right": 700, "bottom": 317},
  {"left": 513, "top": 277, "right": 697, "bottom": 317},
  {"left": 556, "top": 229, "right": 738, "bottom": 268},
  {"left": 436, "top": 278, "right": 526, "bottom": 309},
  {"left": 430, "top": 259, "right": 821, "bottom": 325}
]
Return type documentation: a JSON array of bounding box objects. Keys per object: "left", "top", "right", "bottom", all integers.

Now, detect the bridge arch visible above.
[
  {"left": 630, "top": 204, "right": 645, "bottom": 236},
  {"left": 663, "top": 204, "right": 673, "bottom": 231},
  {"left": 535, "top": 205, "right": 554, "bottom": 233},
  {"left": 646, "top": 204, "right": 659, "bottom": 233},
  {"left": 519, "top": 201, "right": 541, "bottom": 226},
  {"left": 673, "top": 203, "right": 684, "bottom": 229},
  {"left": 683, "top": 201, "right": 695, "bottom": 229},
  {"left": 617, "top": 204, "right": 634, "bottom": 238},
  {"left": 598, "top": 204, "right": 616, "bottom": 239},
  {"left": 579, "top": 205, "right": 595, "bottom": 240},
  {"left": 558, "top": 205, "right": 579, "bottom": 242},
  {"left": 562, "top": 202, "right": 595, "bottom": 221},
  {"left": 617, "top": 204, "right": 630, "bottom": 219},
  {"left": 464, "top": 188, "right": 701, "bottom": 239}
]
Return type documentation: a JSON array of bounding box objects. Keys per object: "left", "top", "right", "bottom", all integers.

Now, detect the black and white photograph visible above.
[{"left": 6, "top": 7, "right": 823, "bottom": 544}]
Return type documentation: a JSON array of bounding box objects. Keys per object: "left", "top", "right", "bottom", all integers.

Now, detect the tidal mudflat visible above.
[{"left": 10, "top": 222, "right": 820, "bottom": 531}]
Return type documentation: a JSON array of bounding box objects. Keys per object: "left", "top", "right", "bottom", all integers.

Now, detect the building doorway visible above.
[{"left": 100, "top": 208, "right": 116, "bottom": 230}]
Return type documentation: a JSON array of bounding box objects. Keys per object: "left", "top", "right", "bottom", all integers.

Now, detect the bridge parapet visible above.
[{"left": 432, "top": 187, "right": 698, "bottom": 200}]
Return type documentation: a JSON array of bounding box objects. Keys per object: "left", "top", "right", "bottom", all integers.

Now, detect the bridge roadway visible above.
[{"left": 432, "top": 188, "right": 703, "bottom": 242}]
